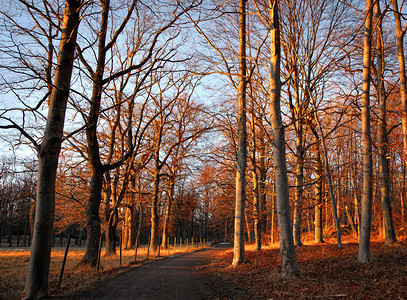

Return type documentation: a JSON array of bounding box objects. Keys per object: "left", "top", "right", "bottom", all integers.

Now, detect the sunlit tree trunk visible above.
[
  {"left": 375, "top": 1, "right": 397, "bottom": 246},
  {"left": 269, "top": 0, "right": 299, "bottom": 277},
  {"left": 358, "top": 0, "right": 374, "bottom": 263},
  {"left": 24, "top": 1, "right": 81, "bottom": 298},
  {"left": 150, "top": 170, "right": 160, "bottom": 252},
  {"left": 135, "top": 203, "right": 143, "bottom": 250},
  {"left": 250, "top": 103, "right": 261, "bottom": 251},
  {"left": 252, "top": 169, "right": 261, "bottom": 251},
  {"left": 162, "top": 178, "right": 175, "bottom": 249},
  {"left": 102, "top": 172, "right": 115, "bottom": 256},
  {"left": 312, "top": 110, "right": 342, "bottom": 247},
  {"left": 123, "top": 206, "right": 131, "bottom": 249},
  {"left": 81, "top": 0, "right": 110, "bottom": 266},
  {"left": 392, "top": 0, "right": 407, "bottom": 199},
  {"left": 258, "top": 130, "right": 267, "bottom": 234},
  {"left": 293, "top": 124, "right": 304, "bottom": 246},
  {"left": 232, "top": 0, "right": 247, "bottom": 267},
  {"left": 311, "top": 127, "right": 324, "bottom": 243}
]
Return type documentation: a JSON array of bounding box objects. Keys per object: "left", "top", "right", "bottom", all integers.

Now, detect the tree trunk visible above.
[
  {"left": 123, "top": 206, "right": 130, "bottom": 249},
  {"left": 29, "top": 203, "right": 36, "bottom": 237},
  {"left": 358, "top": 0, "right": 374, "bottom": 263},
  {"left": 259, "top": 131, "right": 267, "bottom": 234},
  {"left": 23, "top": 1, "right": 81, "bottom": 298},
  {"left": 102, "top": 172, "right": 117, "bottom": 256},
  {"left": 135, "top": 203, "right": 143, "bottom": 249},
  {"left": 345, "top": 206, "right": 357, "bottom": 237},
  {"left": 269, "top": 0, "right": 299, "bottom": 277},
  {"left": 270, "top": 192, "right": 275, "bottom": 244},
  {"left": 314, "top": 139, "right": 324, "bottom": 243},
  {"left": 245, "top": 210, "right": 252, "bottom": 244},
  {"left": 376, "top": 1, "right": 397, "bottom": 246},
  {"left": 81, "top": 0, "right": 110, "bottom": 266},
  {"left": 81, "top": 169, "right": 103, "bottom": 265},
  {"left": 392, "top": 0, "right": 407, "bottom": 202},
  {"left": 293, "top": 112, "right": 304, "bottom": 247},
  {"left": 252, "top": 169, "right": 261, "bottom": 251},
  {"left": 232, "top": 0, "right": 247, "bottom": 268},
  {"left": 150, "top": 172, "right": 160, "bottom": 252},
  {"left": 104, "top": 221, "right": 116, "bottom": 256},
  {"left": 312, "top": 111, "right": 342, "bottom": 247},
  {"left": 162, "top": 179, "right": 175, "bottom": 249},
  {"left": 250, "top": 103, "right": 261, "bottom": 251}
]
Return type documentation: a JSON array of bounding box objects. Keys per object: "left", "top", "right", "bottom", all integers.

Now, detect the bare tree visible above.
[
  {"left": 358, "top": 0, "right": 374, "bottom": 263},
  {"left": 232, "top": 0, "right": 248, "bottom": 267},
  {"left": 268, "top": 0, "right": 299, "bottom": 277},
  {"left": 374, "top": 1, "right": 397, "bottom": 246},
  {"left": 0, "top": 0, "right": 83, "bottom": 298}
]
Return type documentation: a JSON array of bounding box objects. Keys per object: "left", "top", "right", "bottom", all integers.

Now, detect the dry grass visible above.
[{"left": 0, "top": 243, "right": 208, "bottom": 300}]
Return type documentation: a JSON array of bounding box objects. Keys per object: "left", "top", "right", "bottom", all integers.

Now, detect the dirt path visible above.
[{"left": 59, "top": 244, "right": 232, "bottom": 300}]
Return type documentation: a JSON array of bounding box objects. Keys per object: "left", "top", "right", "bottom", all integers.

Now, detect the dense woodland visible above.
[{"left": 0, "top": 0, "right": 406, "bottom": 298}]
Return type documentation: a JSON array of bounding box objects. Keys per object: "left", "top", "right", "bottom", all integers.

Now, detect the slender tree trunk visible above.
[
  {"left": 123, "top": 207, "right": 130, "bottom": 249},
  {"left": 345, "top": 206, "right": 357, "bottom": 237},
  {"left": 232, "top": 0, "right": 247, "bottom": 268},
  {"left": 358, "top": 0, "right": 374, "bottom": 263},
  {"left": 314, "top": 139, "right": 324, "bottom": 243},
  {"left": 135, "top": 203, "right": 143, "bottom": 249},
  {"left": 162, "top": 179, "right": 175, "bottom": 249},
  {"left": 252, "top": 169, "right": 261, "bottom": 251},
  {"left": 102, "top": 172, "right": 116, "bottom": 256},
  {"left": 392, "top": 0, "right": 407, "bottom": 200},
  {"left": 150, "top": 171, "right": 160, "bottom": 252},
  {"left": 129, "top": 207, "right": 137, "bottom": 249},
  {"left": 270, "top": 192, "right": 275, "bottom": 244},
  {"left": 269, "top": 0, "right": 299, "bottom": 277},
  {"left": 293, "top": 130, "right": 304, "bottom": 246},
  {"left": 376, "top": 1, "right": 397, "bottom": 246},
  {"left": 259, "top": 131, "right": 267, "bottom": 234},
  {"left": 23, "top": 1, "right": 81, "bottom": 298},
  {"left": 81, "top": 0, "right": 110, "bottom": 266},
  {"left": 312, "top": 112, "right": 342, "bottom": 247},
  {"left": 29, "top": 203, "right": 35, "bottom": 237},
  {"left": 250, "top": 107, "right": 261, "bottom": 251},
  {"left": 245, "top": 210, "right": 252, "bottom": 244}
]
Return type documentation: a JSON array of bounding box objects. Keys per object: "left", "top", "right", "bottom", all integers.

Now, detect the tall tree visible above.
[
  {"left": 232, "top": 0, "right": 248, "bottom": 267},
  {"left": 391, "top": 0, "right": 407, "bottom": 226},
  {"left": 268, "top": 0, "right": 299, "bottom": 277},
  {"left": 358, "top": 0, "right": 374, "bottom": 263},
  {"left": 23, "top": 1, "right": 82, "bottom": 298},
  {"left": 310, "top": 125, "right": 324, "bottom": 243},
  {"left": 374, "top": 1, "right": 397, "bottom": 246}
]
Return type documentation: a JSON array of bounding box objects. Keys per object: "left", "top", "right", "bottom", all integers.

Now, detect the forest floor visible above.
[{"left": 201, "top": 233, "right": 407, "bottom": 299}]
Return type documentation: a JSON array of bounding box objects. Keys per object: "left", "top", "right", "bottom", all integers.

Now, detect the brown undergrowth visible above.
[{"left": 201, "top": 233, "right": 407, "bottom": 299}]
